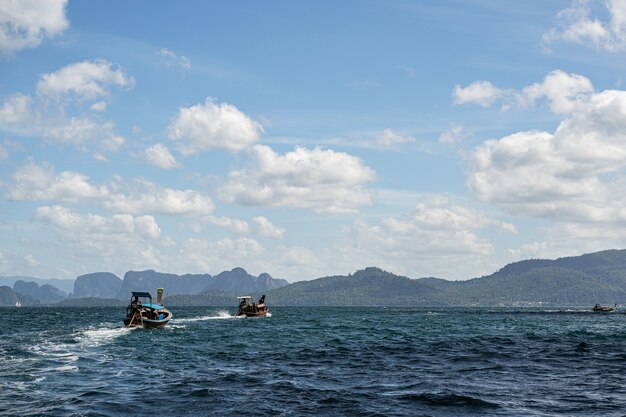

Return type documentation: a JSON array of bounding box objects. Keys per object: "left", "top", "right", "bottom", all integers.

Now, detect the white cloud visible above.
[
  {"left": 337, "top": 195, "right": 516, "bottom": 279},
  {"left": 455, "top": 70, "right": 597, "bottom": 115},
  {"left": 0, "top": 0, "right": 68, "bottom": 55},
  {"left": 24, "top": 254, "right": 39, "bottom": 267},
  {"left": 91, "top": 101, "right": 107, "bottom": 111},
  {"left": 33, "top": 205, "right": 162, "bottom": 268},
  {"left": 178, "top": 237, "right": 264, "bottom": 273},
  {"left": 544, "top": 0, "right": 626, "bottom": 52},
  {"left": 510, "top": 221, "right": 626, "bottom": 265},
  {"left": 520, "top": 70, "right": 594, "bottom": 114},
  {"left": 168, "top": 97, "right": 263, "bottom": 154},
  {"left": 106, "top": 179, "right": 214, "bottom": 216},
  {"left": 7, "top": 160, "right": 109, "bottom": 202},
  {"left": 219, "top": 145, "right": 376, "bottom": 214},
  {"left": 159, "top": 48, "right": 191, "bottom": 70},
  {"left": 36, "top": 59, "right": 135, "bottom": 101},
  {"left": 467, "top": 71, "right": 626, "bottom": 223},
  {"left": 34, "top": 205, "right": 160, "bottom": 240},
  {"left": 7, "top": 162, "right": 216, "bottom": 218},
  {"left": 438, "top": 124, "right": 469, "bottom": 144},
  {"left": 145, "top": 143, "right": 181, "bottom": 169},
  {"left": 0, "top": 94, "right": 33, "bottom": 125},
  {"left": 453, "top": 80, "right": 503, "bottom": 107},
  {"left": 44, "top": 118, "right": 125, "bottom": 154},
  {"left": 253, "top": 216, "right": 285, "bottom": 239},
  {"left": 376, "top": 129, "right": 415, "bottom": 146},
  {"left": 204, "top": 215, "right": 250, "bottom": 234}
]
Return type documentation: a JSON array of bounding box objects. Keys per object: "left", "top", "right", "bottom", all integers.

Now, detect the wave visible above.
[
  {"left": 386, "top": 391, "right": 500, "bottom": 408},
  {"left": 41, "top": 364, "right": 78, "bottom": 373}
]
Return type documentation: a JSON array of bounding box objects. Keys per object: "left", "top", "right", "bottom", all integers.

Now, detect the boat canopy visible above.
[
  {"left": 237, "top": 296, "right": 253, "bottom": 299},
  {"left": 132, "top": 291, "right": 152, "bottom": 298}
]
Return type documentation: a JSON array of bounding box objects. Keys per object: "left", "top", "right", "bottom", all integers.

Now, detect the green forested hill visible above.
[
  {"left": 267, "top": 267, "right": 444, "bottom": 306},
  {"left": 267, "top": 250, "right": 626, "bottom": 306}
]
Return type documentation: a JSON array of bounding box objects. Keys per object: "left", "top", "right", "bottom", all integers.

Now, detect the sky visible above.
[{"left": 2, "top": 0, "right": 626, "bottom": 282}]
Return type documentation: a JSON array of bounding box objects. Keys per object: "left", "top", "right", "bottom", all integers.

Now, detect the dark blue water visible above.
[{"left": 2, "top": 307, "right": 626, "bottom": 416}]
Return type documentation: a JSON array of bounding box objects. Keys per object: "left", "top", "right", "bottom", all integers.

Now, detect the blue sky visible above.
[{"left": 2, "top": 0, "right": 626, "bottom": 282}]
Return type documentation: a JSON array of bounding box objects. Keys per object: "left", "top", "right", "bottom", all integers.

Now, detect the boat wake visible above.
[
  {"left": 77, "top": 325, "right": 133, "bottom": 347},
  {"left": 174, "top": 311, "right": 237, "bottom": 323}
]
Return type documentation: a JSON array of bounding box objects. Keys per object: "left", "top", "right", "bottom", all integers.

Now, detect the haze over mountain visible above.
[
  {"left": 3, "top": 250, "right": 626, "bottom": 307},
  {"left": 0, "top": 277, "right": 74, "bottom": 294},
  {"left": 13, "top": 280, "right": 67, "bottom": 304}
]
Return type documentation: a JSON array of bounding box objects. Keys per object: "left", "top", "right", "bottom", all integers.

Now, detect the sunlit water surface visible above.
[{"left": 1, "top": 306, "right": 626, "bottom": 416}]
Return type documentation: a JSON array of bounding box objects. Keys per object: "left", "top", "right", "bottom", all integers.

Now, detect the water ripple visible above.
[{"left": 2, "top": 306, "right": 626, "bottom": 416}]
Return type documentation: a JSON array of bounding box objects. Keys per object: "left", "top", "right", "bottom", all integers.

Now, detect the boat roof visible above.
[
  {"left": 132, "top": 291, "right": 152, "bottom": 298},
  {"left": 237, "top": 296, "right": 253, "bottom": 299}
]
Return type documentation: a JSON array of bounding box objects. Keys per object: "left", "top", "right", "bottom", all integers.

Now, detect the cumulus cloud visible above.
[
  {"left": 453, "top": 80, "right": 503, "bottom": 107},
  {"left": 219, "top": 145, "right": 376, "bottom": 214},
  {"left": 0, "top": 0, "right": 68, "bottom": 55},
  {"left": 543, "top": 0, "right": 626, "bottom": 52},
  {"left": 467, "top": 71, "right": 626, "bottom": 223},
  {"left": 179, "top": 237, "right": 264, "bottom": 273},
  {"left": 511, "top": 221, "right": 626, "bottom": 262},
  {"left": 7, "top": 160, "right": 109, "bottom": 202},
  {"left": 144, "top": 143, "right": 181, "bottom": 169},
  {"left": 168, "top": 97, "right": 263, "bottom": 154},
  {"left": 44, "top": 117, "right": 125, "bottom": 154},
  {"left": 24, "top": 254, "right": 39, "bottom": 267},
  {"left": 376, "top": 129, "right": 415, "bottom": 146},
  {"left": 439, "top": 124, "right": 470, "bottom": 144},
  {"left": 7, "top": 162, "right": 217, "bottom": 218},
  {"left": 106, "top": 179, "right": 214, "bottom": 216},
  {"left": 253, "top": 216, "right": 285, "bottom": 239},
  {"left": 33, "top": 205, "right": 162, "bottom": 269},
  {"left": 35, "top": 205, "right": 160, "bottom": 240},
  {"left": 520, "top": 70, "right": 594, "bottom": 113},
  {"left": 0, "top": 94, "right": 33, "bottom": 125},
  {"left": 36, "top": 59, "right": 135, "bottom": 101},
  {"left": 204, "top": 215, "right": 250, "bottom": 234},
  {"left": 455, "top": 70, "right": 596, "bottom": 114},
  {"left": 338, "top": 195, "right": 516, "bottom": 279}
]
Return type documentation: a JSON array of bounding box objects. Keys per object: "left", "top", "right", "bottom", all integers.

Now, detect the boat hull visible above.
[
  {"left": 124, "top": 308, "right": 172, "bottom": 328},
  {"left": 237, "top": 310, "right": 269, "bottom": 317}
]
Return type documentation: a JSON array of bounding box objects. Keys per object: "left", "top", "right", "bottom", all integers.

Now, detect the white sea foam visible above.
[
  {"left": 29, "top": 343, "right": 79, "bottom": 362},
  {"left": 174, "top": 311, "right": 236, "bottom": 323},
  {"left": 78, "top": 326, "right": 132, "bottom": 347},
  {"left": 42, "top": 364, "right": 78, "bottom": 373}
]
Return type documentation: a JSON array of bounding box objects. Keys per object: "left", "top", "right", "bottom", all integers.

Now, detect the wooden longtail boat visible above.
[
  {"left": 236, "top": 295, "right": 269, "bottom": 317},
  {"left": 123, "top": 288, "right": 172, "bottom": 328},
  {"left": 592, "top": 303, "right": 617, "bottom": 313}
]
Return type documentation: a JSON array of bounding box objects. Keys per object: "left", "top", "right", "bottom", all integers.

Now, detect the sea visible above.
[{"left": 1, "top": 306, "right": 626, "bottom": 417}]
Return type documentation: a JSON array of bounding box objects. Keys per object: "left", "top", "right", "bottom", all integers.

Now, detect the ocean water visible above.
[{"left": 1, "top": 306, "right": 626, "bottom": 417}]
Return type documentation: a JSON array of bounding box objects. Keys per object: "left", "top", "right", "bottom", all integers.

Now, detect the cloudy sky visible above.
[{"left": 2, "top": 0, "right": 626, "bottom": 282}]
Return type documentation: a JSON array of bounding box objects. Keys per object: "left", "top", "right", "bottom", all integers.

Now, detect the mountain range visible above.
[{"left": 3, "top": 249, "right": 626, "bottom": 307}]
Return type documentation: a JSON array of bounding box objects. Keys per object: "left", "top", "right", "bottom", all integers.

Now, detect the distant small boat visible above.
[
  {"left": 236, "top": 295, "right": 269, "bottom": 317},
  {"left": 15, "top": 301, "right": 21, "bottom": 307},
  {"left": 592, "top": 303, "right": 617, "bottom": 313},
  {"left": 123, "top": 288, "right": 172, "bottom": 328}
]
